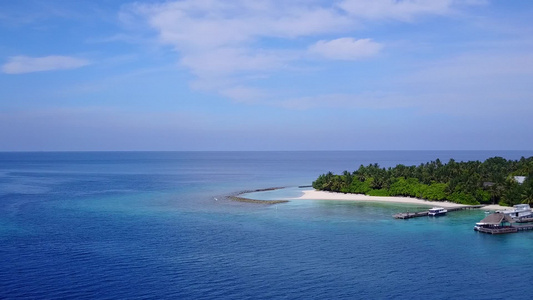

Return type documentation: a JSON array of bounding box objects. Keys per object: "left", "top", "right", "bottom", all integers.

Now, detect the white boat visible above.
[
  {"left": 496, "top": 204, "right": 533, "bottom": 220},
  {"left": 428, "top": 207, "right": 447, "bottom": 216}
]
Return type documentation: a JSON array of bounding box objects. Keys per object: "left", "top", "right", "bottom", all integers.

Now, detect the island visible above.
[{"left": 312, "top": 156, "right": 533, "bottom": 207}]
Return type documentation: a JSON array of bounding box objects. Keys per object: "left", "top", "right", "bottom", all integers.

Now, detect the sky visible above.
[{"left": 1, "top": 0, "right": 532, "bottom": 151}]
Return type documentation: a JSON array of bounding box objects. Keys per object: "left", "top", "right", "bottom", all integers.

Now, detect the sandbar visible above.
[{"left": 293, "top": 189, "right": 509, "bottom": 210}]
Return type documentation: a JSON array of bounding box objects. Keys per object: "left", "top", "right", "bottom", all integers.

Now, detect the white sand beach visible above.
[
  {"left": 294, "top": 189, "right": 509, "bottom": 210},
  {"left": 481, "top": 204, "right": 510, "bottom": 210}
]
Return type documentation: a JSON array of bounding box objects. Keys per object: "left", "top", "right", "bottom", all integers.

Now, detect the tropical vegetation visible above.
[{"left": 312, "top": 156, "right": 533, "bottom": 206}]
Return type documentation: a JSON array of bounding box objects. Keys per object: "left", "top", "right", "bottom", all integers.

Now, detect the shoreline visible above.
[{"left": 292, "top": 189, "right": 509, "bottom": 210}]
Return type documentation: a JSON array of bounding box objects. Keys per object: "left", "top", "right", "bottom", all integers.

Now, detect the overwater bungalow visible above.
[{"left": 474, "top": 213, "right": 517, "bottom": 234}]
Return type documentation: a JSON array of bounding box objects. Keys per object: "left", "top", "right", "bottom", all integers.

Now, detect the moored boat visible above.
[
  {"left": 428, "top": 207, "right": 447, "bottom": 216},
  {"left": 496, "top": 204, "right": 533, "bottom": 220}
]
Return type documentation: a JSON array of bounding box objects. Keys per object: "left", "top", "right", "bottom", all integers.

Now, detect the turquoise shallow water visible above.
[{"left": 1, "top": 151, "right": 533, "bottom": 299}]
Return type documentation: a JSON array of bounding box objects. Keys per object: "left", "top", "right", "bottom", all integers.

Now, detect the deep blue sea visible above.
[{"left": 2, "top": 151, "right": 533, "bottom": 299}]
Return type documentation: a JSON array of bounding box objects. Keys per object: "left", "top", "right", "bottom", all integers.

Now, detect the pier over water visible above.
[{"left": 393, "top": 205, "right": 485, "bottom": 219}]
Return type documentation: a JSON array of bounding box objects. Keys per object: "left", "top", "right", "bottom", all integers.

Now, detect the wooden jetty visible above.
[
  {"left": 515, "top": 224, "right": 533, "bottom": 231},
  {"left": 393, "top": 205, "right": 485, "bottom": 219},
  {"left": 475, "top": 224, "right": 533, "bottom": 234},
  {"left": 393, "top": 211, "right": 428, "bottom": 219},
  {"left": 475, "top": 226, "right": 518, "bottom": 234}
]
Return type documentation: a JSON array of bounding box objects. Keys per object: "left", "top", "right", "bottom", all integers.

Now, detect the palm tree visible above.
[{"left": 521, "top": 178, "right": 533, "bottom": 205}]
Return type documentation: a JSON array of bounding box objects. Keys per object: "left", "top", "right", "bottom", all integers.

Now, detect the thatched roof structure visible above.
[{"left": 478, "top": 213, "right": 515, "bottom": 225}]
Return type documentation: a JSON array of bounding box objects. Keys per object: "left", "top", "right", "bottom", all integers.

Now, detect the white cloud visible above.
[
  {"left": 309, "top": 38, "right": 382, "bottom": 60},
  {"left": 127, "top": 0, "right": 353, "bottom": 51},
  {"left": 2, "top": 55, "right": 90, "bottom": 74},
  {"left": 124, "top": 0, "right": 353, "bottom": 70},
  {"left": 120, "top": 0, "right": 484, "bottom": 102}
]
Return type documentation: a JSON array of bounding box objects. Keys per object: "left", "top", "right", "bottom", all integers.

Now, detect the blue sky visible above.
[{"left": 1, "top": 0, "right": 532, "bottom": 151}]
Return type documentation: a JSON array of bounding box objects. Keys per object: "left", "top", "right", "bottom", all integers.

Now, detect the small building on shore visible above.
[{"left": 513, "top": 176, "right": 526, "bottom": 184}]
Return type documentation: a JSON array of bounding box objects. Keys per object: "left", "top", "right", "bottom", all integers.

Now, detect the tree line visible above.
[{"left": 312, "top": 156, "right": 533, "bottom": 205}]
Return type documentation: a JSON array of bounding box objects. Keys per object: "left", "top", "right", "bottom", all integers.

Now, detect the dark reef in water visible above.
[{"left": 227, "top": 187, "right": 289, "bottom": 204}]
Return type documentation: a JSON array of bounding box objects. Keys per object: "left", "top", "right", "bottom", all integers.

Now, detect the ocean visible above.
[{"left": 1, "top": 151, "right": 533, "bottom": 299}]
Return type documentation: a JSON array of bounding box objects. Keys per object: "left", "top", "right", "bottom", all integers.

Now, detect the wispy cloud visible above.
[
  {"left": 2, "top": 55, "right": 90, "bottom": 74},
  {"left": 338, "top": 0, "right": 452, "bottom": 21},
  {"left": 0, "top": 0, "right": 106, "bottom": 27},
  {"left": 338, "top": 0, "right": 486, "bottom": 21},
  {"left": 309, "top": 38, "right": 383, "bottom": 60},
  {"left": 277, "top": 47, "right": 533, "bottom": 114},
  {"left": 180, "top": 47, "right": 292, "bottom": 77},
  {"left": 219, "top": 86, "right": 270, "bottom": 104}
]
